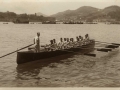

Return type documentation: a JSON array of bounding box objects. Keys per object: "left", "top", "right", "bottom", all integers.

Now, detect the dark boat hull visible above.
[{"left": 17, "top": 40, "right": 95, "bottom": 64}]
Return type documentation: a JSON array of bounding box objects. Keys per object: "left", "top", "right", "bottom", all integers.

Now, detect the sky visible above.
[{"left": 0, "top": 0, "right": 120, "bottom": 15}]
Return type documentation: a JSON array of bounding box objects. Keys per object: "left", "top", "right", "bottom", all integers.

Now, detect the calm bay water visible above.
[{"left": 0, "top": 23, "right": 120, "bottom": 87}]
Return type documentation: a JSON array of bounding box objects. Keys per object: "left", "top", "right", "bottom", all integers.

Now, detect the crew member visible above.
[
  {"left": 53, "top": 39, "right": 58, "bottom": 50},
  {"left": 63, "top": 38, "right": 68, "bottom": 49},
  {"left": 78, "top": 35, "right": 82, "bottom": 46},
  {"left": 84, "top": 34, "right": 90, "bottom": 44},
  {"left": 85, "top": 34, "right": 89, "bottom": 40},
  {"left": 49, "top": 40, "right": 54, "bottom": 51},
  {"left": 58, "top": 38, "right": 64, "bottom": 49},
  {"left": 34, "top": 32, "right": 40, "bottom": 52},
  {"left": 75, "top": 36, "right": 80, "bottom": 47}
]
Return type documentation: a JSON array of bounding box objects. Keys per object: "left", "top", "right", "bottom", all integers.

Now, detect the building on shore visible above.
[
  {"left": 29, "top": 22, "right": 42, "bottom": 24},
  {"left": 56, "top": 21, "right": 63, "bottom": 24},
  {"left": 0, "top": 22, "right": 14, "bottom": 24}
]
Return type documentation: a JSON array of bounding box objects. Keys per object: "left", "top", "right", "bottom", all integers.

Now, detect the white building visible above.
[
  {"left": 29, "top": 22, "right": 42, "bottom": 24},
  {"left": 56, "top": 21, "right": 63, "bottom": 24}
]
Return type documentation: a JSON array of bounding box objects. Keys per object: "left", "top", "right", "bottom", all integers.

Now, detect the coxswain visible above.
[{"left": 34, "top": 32, "right": 40, "bottom": 52}]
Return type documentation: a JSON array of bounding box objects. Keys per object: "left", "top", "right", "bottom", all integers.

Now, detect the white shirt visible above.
[{"left": 34, "top": 36, "right": 39, "bottom": 45}]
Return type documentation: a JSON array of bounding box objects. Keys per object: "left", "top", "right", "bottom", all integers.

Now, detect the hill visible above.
[
  {"left": 36, "top": 12, "right": 47, "bottom": 17},
  {"left": 103, "top": 5, "right": 120, "bottom": 14},
  {"left": 51, "top": 6, "right": 99, "bottom": 21},
  {"left": 0, "top": 12, "right": 55, "bottom": 23},
  {"left": 51, "top": 5, "right": 120, "bottom": 22}
]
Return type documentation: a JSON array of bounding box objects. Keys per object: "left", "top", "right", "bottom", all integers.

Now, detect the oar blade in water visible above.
[
  {"left": 84, "top": 53, "right": 96, "bottom": 57},
  {"left": 95, "top": 41, "right": 120, "bottom": 46},
  {"left": 112, "top": 43, "right": 120, "bottom": 46},
  {"left": 105, "top": 45, "right": 119, "bottom": 48},
  {"left": 97, "top": 48, "right": 112, "bottom": 52}
]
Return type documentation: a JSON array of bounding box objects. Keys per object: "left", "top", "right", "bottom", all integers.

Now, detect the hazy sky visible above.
[{"left": 0, "top": 0, "right": 120, "bottom": 15}]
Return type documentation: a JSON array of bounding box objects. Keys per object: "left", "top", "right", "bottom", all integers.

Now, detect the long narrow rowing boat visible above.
[{"left": 17, "top": 39, "right": 95, "bottom": 64}]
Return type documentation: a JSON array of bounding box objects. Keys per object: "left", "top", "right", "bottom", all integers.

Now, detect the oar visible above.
[
  {"left": 84, "top": 53, "right": 96, "bottom": 57},
  {"left": 111, "top": 43, "right": 120, "bottom": 46},
  {"left": 97, "top": 48, "right": 112, "bottom": 52},
  {"left": 0, "top": 43, "right": 34, "bottom": 58},
  {"left": 95, "top": 41, "right": 120, "bottom": 46}
]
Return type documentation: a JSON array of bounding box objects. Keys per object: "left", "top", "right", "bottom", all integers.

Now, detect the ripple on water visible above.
[{"left": 0, "top": 24, "right": 120, "bottom": 86}]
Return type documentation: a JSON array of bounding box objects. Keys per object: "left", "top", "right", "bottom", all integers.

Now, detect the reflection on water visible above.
[
  {"left": 16, "top": 53, "right": 76, "bottom": 80},
  {"left": 15, "top": 53, "right": 98, "bottom": 87}
]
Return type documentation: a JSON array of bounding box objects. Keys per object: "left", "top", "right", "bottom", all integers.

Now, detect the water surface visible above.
[{"left": 0, "top": 24, "right": 120, "bottom": 87}]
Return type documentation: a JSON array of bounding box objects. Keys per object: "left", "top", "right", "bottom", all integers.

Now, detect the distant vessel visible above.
[{"left": 13, "top": 18, "right": 29, "bottom": 24}]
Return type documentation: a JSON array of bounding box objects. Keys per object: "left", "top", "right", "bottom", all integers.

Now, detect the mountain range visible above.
[
  {"left": 0, "top": 5, "right": 120, "bottom": 23},
  {"left": 50, "top": 5, "right": 120, "bottom": 22}
]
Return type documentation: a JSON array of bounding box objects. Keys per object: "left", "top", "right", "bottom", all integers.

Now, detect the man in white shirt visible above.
[
  {"left": 84, "top": 34, "right": 90, "bottom": 45},
  {"left": 34, "top": 32, "right": 40, "bottom": 52},
  {"left": 58, "top": 38, "right": 64, "bottom": 50}
]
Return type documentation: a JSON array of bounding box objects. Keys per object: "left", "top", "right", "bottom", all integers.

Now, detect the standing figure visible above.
[{"left": 34, "top": 32, "right": 40, "bottom": 52}]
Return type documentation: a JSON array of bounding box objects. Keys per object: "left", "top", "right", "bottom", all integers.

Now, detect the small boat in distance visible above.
[{"left": 17, "top": 39, "right": 95, "bottom": 64}]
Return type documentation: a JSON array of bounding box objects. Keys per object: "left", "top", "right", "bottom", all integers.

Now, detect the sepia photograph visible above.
[{"left": 0, "top": 0, "right": 120, "bottom": 88}]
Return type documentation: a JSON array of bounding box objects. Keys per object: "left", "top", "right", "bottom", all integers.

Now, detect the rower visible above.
[
  {"left": 66, "top": 38, "right": 70, "bottom": 48},
  {"left": 74, "top": 36, "right": 79, "bottom": 47},
  {"left": 49, "top": 39, "right": 58, "bottom": 51},
  {"left": 81, "top": 36, "right": 84, "bottom": 45},
  {"left": 67, "top": 38, "right": 69, "bottom": 42},
  {"left": 76, "top": 36, "right": 79, "bottom": 42},
  {"left": 86, "top": 34, "right": 89, "bottom": 40},
  {"left": 79, "top": 36, "right": 82, "bottom": 41},
  {"left": 58, "top": 38, "right": 63, "bottom": 49},
  {"left": 84, "top": 34, "right": 90, "bottom": 44},
  {"left": 44, "top": 44, "right": 51, "bottom": 51},
  {"left": 63, "top": 38, "right": 67, "bottom": 49},
  {"left": 50, "top": 40, "right": 54, "bottom": 51},
  {"left": 78, "top": 35, "right": 82, "bottom": 46},
  {"left": 70, "top": 38, "right": 75, "bottom": 47},
  {"left": 53, "top": 39, "right": 58, "bottom": 50},
  {"left": 64, "top": 38, "right": 70, "bottom": 49}
]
